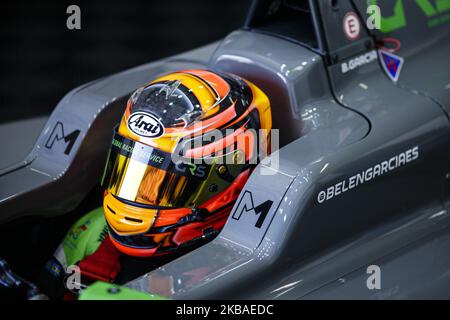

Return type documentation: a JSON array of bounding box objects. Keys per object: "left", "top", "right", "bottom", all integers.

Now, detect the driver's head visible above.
[{"left": 101, "top": 69, "right": 272, "bottom": 257}]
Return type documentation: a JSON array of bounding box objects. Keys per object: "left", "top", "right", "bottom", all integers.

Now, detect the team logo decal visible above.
[
  {"left": 343, "top": 12, "right": 361, "bottom": 40},
  {"left": 127, "top": 112, "right": 165, "bottom": 138},
  {"left": 45, "top": 121, "right": 80, "bottom": 155},
  {"left": 378, "top": 50, "right": 404, "bottom": 82},
  {"left": 232, "top": 191, "right": 273, "bottom": 229}
]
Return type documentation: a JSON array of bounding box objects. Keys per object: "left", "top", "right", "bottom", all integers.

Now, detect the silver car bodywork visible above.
[{"left": 1, "top": 0, "right": 449, "bottom": 299}]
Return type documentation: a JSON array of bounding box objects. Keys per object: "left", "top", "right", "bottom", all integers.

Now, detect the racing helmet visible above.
[{"left": 101, "top": 69, "right": 272, "bottom": 257}]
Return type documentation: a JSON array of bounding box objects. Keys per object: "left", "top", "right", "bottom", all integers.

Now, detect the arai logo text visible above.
[{"left": 127, "top": 112, "right": 165, "bottom": 138}]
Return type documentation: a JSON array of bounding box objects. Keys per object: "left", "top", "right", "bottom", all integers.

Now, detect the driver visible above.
[{"left": 39, "top": 69, "right": 272, "bottom": 298}]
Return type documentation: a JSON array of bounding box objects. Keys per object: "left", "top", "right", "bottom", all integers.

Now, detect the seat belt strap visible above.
[{"left": 78, "top": 236, "right": 121, "bottom": 283}]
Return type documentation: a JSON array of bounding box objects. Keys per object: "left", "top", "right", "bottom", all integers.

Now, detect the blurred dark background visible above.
[{"left": 0, "top": 0, "right": 251, "bottom": 124}]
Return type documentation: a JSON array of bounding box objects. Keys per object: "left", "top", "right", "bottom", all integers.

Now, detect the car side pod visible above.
[{"left": 125, "top": 30, "right": 450, "bottom": 299}]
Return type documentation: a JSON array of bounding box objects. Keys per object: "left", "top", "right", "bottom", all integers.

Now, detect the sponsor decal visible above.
[
  {"left": 98, "top": 226, "right": 109, "bottom": 243},
  {"left": 343, "top": 12, "right": 361, "bottom": 40},
  {"left": 369, "top": 0, "right": 450, "bottom": 32},
  {"left": 317, "top": 146, "right": 419, "bottom": 204},
  {"left": 111, "top": 137, "right": 165, "bottom": 166},
  {"left": 127, "top": 112, "right": 165, "bottom": 138},
  {"left": 379, "top": 50, "right": 404, "bottom": 82},
  {"left": 107, "top": 132, "right": 211, "bottom": 180},
  {"left": 174, "top": 160, "right": 208, "bottom": 179},
  {"left": 67, "top": 219, "right": 91, "bottom": 241},
  {"left": 341, "top": 50, "right": 378, "bottom": 74}
]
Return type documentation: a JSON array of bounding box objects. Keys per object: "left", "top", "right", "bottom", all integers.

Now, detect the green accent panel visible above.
[
  {"left": 79, "top": 281, "right": 166, "bottom": 300},
  {"left": 416, "top": 0, "right": 438, "bottom": 16},
  {"left": 63, "top": 207, "right": 109, "bottom": 266},
  {"left": 371, "top": 0, "right": 450, "bottom": 33},
  {"left": 372, "top": 0, "right": 407, "bottom": 33},
  {"left": 437, "top": 0, "right": 450, "bottom": 12}
]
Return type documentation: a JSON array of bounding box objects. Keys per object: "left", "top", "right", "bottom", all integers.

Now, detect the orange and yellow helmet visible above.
[{"left": 101, "top": 69, "right": 272, "bottom": 257}]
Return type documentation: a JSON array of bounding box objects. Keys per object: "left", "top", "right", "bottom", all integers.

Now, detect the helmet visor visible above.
[{"left": 101, "top": 130, "right": 211, "bottom": 208}]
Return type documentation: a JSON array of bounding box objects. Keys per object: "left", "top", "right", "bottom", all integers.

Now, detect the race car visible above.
[{"left": 1, "top": 0, "right": 450, "bottom": 299}]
